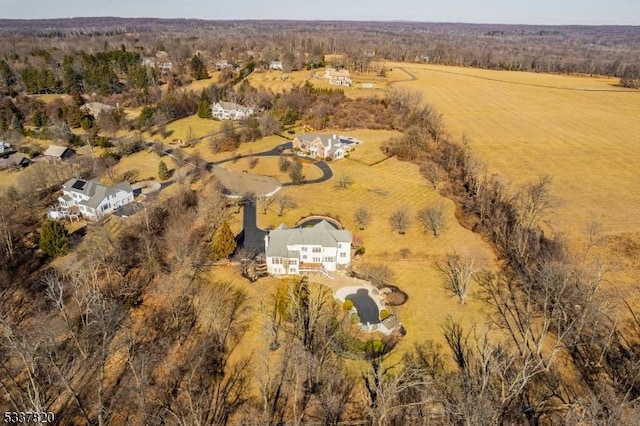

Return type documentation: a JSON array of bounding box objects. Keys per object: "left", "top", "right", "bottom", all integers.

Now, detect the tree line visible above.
[{"left": 1, "top": 85, "right": 637, "bottom": 424}]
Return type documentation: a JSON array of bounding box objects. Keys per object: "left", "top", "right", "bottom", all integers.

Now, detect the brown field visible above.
[
  {"left": 256, "top": 135, "right": 496, "bottom": 349},
  {"left": 111, "top": 149, "right": 178, "bottom": 183},
  {"left": 246, "top": 69, "right": 316, "bottom": 93},
  {"left": 248, "top": 67, "right": 408, "bottom": 98},
  {"left": 159, "top": 115, "right": 223, "bottom": 143},
  {"left": 385, "top": 62, "right": 640, "bottom": 238}
]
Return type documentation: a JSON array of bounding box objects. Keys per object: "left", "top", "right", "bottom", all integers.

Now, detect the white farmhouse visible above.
[
  {"left": 264, "top": 221, "right": 352, "bottom": 276},
  {"left": 54, "top": 178, "right": 134, "bottom": 221},
  {"left": 324, "top": 67, "right": 352, "bottom": 86},
  {"left": 211, "top": 101, "right": 254, "bottom": 121},
  {"left": 269, "top": 61, "right": 283, "bottom": 70}
]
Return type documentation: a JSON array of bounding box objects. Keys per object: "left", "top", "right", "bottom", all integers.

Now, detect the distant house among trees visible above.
[
  {"left": 269, "top": 61, "right": 283, "bottom": 70},
  {"left": 43, "top": 145, "right": 74, "bottom": 160},
  {"left": 264, "top": 220, "right": 352, "bottom": 276},
  {"left": 324, "top": 68, "right": 352, "bottom": 86},
  {"left": 0, "top": 152, "right": 30, "bottom": 170},
  {"left": 0, "top": 141, "right": 15, "bottom": 155},
  {"left": 142, "top": 51, "right": 173, "bottom": 73},
  {"left": 292, "top": 133, "right": 361, "bottom": 160},
  {"left": 212, "top": 101, "right": 254, "bottom": 121},
  {"left": 82, "top": 102, "right": 115, "bottom": 118},
  {"left": 216, "top": 60, "right": 230, "bottom": 70},
  {"left": 49, "top": 178, "right": 134, "bottom": 221}
]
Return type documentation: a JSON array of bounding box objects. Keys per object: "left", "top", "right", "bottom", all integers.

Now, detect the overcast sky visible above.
[{"left": 3, "top": 0, "right": 639, "bottom": 25}]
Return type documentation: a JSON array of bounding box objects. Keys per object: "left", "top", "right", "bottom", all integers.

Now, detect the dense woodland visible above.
[{"left": 0, "top": 19, "right": 639, "bottom": 425}]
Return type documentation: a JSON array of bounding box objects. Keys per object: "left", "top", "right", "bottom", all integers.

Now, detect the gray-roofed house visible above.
[
  {"left": 211, "top": 101, "right": 254, "bottom": 121},
  {"left": 0, "top": 141, "right": 15, "bottom": 155},
  {"left": 55, "top": 178, "right": 134, "bottom": 221},
  {"left": 292, "top": 133, "right": 361, "bottom": 160},
  {"left": 43, "top": 145, "right": 73, "bottom": 160},
  {"left": 0, "top": 152, "right": 31, "bottom": 170},
  {"left": 82, "top": 102, "right": 116, "bottom": 118},
  {"left": 264, "top": 220, "right": 352, "bottom": 276}
]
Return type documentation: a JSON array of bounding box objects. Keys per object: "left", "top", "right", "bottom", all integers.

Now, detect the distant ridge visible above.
[{"left": 0, "top": 16, "right": 637, "bottom": 36}]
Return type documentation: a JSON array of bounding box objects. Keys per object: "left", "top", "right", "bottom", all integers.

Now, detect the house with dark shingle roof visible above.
[
  {"left": 55, "top": 178, "right": 134, "bottom": 221},
  {"left": 0, "top": 152, "right": 30, "bottom": 169},
  {"left": 264, "top": 220, "right": 352, "bottom": 275},
  {"left": 43, "top": 145, "right": 73, "bottom": 160}
]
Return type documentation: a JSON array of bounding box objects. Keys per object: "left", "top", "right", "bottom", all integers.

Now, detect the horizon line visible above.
[{"left": 0, "top": 16, "right": 638, "bottom": 27}]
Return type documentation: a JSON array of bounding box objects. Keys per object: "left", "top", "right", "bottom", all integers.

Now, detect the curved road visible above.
[
  {"left": 211, "top": 142, "right": 333, "bottom": 185},
  {"left": 215, "top": 141, "right": 335, "bottom": 255}
]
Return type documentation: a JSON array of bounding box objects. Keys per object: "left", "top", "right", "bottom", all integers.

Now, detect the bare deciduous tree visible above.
[
  {"left": 389, "top": 207, "right": 410, "bottom": 235},
  {"left": 288, "top": 161, "right": 305, "bottom": 185},
  {"left": 419, "top": 161, "right": 443, "bottom": 190},
  {"left": 416, "top": 204, "right": 446, "bottom": 236},
  {"left": 334, "top": 172, "right": 354, "bottom": 190},
  {"left": 277, "top": 195, "right": 296, "bottom": 217},
  {"left": 437, "top": 251, "right": 483, "bottom": 304},
  {"left": 354, "top": 206, "right": 371, "bottom": 230},
  {"left": 515, "top": 175, "right": 554, "bottom": 231},
  {"left": 359, "top": 263, "right": 395, "bottom": 289}
]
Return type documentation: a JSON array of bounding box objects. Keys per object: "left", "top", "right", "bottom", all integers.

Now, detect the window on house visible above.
[
  {"left": 340, "top": 252, "right": 347, "bottom": 258},
  {"left": 301, "top": 247, "right": 308, "bottom": 252},
  {"left": 273, "top": 257, "right": 283, "bottom": 265},
  {"left": 324, "top": 257, "right": 335, "bottom": 263},
  {"left": 302, "top": 255, "right": 307, "bottom": 260},
  {"left": 312, "top": 247, "right": 321, "bottom": 253}
]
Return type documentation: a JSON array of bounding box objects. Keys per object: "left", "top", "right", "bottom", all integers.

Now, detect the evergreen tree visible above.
[
  {"left": 197, "top": 89, "right": 212, "bottom": 118},
  {"left": 212, "top": 221, "right": 236, "bottom": 259},
  {"left": 158, "top": 160, "right": 171, "bottom": 180},
  {"left": 11, "top": 115, "right": 23, "bottom": 133},
  {"left": 39, "top": 220, "right": 70, "bottom": 257},
  {"left": 190, "top": 54, "right": 209, "bottom": 80}
]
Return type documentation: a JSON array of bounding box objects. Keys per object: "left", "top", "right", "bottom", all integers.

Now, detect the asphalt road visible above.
[{"left": 212, "top": 142, "right": 333, "bottom": 185}]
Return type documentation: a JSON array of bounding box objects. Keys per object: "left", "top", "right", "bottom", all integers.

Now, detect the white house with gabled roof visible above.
[
  {"left": 53, "top": 178, "right": 134, "bottom": 221},
  {"left": 292, "top": 133, "right": 361, "bottom": 160},
  {"left": 211, "top": 101, "right": 254, "bottom": 121},
  {"left": 264, "top": 221, "right": 352, "bottom": 276}
]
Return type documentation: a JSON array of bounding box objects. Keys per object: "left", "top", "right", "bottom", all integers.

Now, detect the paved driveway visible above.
[{"left": 242, "top": 196, "right": 267, "bottom": 254}]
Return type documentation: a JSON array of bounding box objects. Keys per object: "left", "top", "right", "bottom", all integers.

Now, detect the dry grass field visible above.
[
  {"left": 256, "top": 135, "right": 496, "bottom": 348},
  {"left": 159, "top": 115, "right": 223, "bottom": 142},
  {"left": 246, "top": 69, "right": 315, "bottom": 93},
  {"left": 248, "top": 67, "right": 408, "bottom": 98},
  {"left": 385, "top": 62, "right": 640, "bottom": 238}
]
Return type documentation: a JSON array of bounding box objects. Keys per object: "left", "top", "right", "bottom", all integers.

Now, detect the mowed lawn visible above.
[
  {"left": 256, "top": 136, "right": 496, "bottom": 348},
  {"left": 385, "top": 62, "right": 640, "bottom": 237},
  {"left": 248, "top": 67, "right": 408, "bottom": 98}
]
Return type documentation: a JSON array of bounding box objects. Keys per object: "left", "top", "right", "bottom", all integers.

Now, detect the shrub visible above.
[
  {"left": 158, "top": 160, "right": 171, "bottom": 180},
  {"left": 212, "top": 221, "right": 237, "bottom": 260},
  {"left": 350, "top": 313, "right": 361, "bottom": 324},
  {"left": 39, "top": 220, "right": 69, "bottom": 257},
  {"left": 380, "top": 310, "right": 390, "bottom": 320},
  {"left": 343, "top": 299, "right": 354, "bottom": 311},
  {"left": 96, "top": 137, "right": 114, "bottom": 148}
]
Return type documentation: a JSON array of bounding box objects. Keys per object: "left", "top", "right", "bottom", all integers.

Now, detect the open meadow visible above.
[
  {"left": 254, "top": 132, "right": 496, "bottom": 349},
  {"left": 248, "top": 67, "right": 408, "bottom": 98},
  {"left": 385, "top": 62, "right": 640, "bottom": 239}
]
